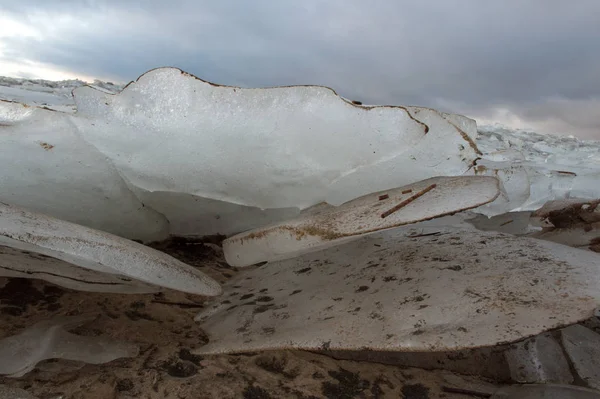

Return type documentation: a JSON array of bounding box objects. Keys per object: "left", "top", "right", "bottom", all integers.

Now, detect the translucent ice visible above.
[
  {"left": 1, "top": 68, "right": 481, "bottom": 239},
  {"left": 0, "top": 202, "right": 221, "bottom": 296},
  {"left": 474, "top": 125, "right": 600, "bottom": 216},
  {"left": 0, "top": 315, "right": 138, "bottom": 377},
  {"left": 0, "top": 245, "right": 159, "bottom": 294}
]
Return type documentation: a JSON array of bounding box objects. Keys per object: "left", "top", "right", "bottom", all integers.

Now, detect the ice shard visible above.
[{"left": 0, "top": 202, "right": 221, "bottom": 296}]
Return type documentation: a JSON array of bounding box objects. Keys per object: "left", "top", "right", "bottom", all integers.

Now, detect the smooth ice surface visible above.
[
  {"left": 0, "top": 245, "right": 160, "bottom": 293},
  {"left": 195, "top": 228, "right": 600, "bottom": 354},
  {"left": 0, "top": 315, "right": 138, "bottom": 377},
  {"left": 0, "top": 100, "right": 168, "bottom": 242},
  {"left": 130, "top": 188, "right": 300, "bottom": 239},
  {"left": 0, "top": 202, "right": 221, "bottom": 296},
  {"left": 1, "top": 68, "right": 480, "bottom": 239},
  {"left": 72, "top": 69, "right": 478, "bottom": 209},
  {"left": 224, "top": 176, "right": 499, "bottom": 266}
]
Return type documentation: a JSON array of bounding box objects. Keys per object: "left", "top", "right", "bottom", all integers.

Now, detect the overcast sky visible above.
[{"left": 1, "top": 0, "right": 599, "bottom": 139}]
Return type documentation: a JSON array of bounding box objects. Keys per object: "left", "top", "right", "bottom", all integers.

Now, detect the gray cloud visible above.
[{"left": 1, "top": 0, "right": 600, "bottom": 138}]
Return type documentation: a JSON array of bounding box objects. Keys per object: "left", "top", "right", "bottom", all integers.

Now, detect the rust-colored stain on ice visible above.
[{"left": 38, "top": 142, "right": 55, "bottom": 151}]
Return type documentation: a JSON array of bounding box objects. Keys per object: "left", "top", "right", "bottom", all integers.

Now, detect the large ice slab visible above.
[
  {"left": 3, "top": 70, "right": 599, "bottom": 240},
  {"left": 224, "top": 176, "right": 499, "bottom": 266},
  {"left": 0, "top": 202, "right": 221, "bottom": 296},
  {"left": 1, "top": 68, "right": 481, "bottom": 239},
  {"left": 195, "top": 228, "right": 600, "bottom": 354},
  {"left": 0, "top": 100, "right": 168, "bottom": 242},
  {"left": 73, "top": 68, "right": 481, "bottom": 209}
]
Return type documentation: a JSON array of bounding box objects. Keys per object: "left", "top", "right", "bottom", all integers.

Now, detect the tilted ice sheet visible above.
[
  {"left": 504, "top": 333, "right": 573, "bottom": 384},
  {"left": 0, "top": 202, "right": 221, "bottom": 296},
  {"left": 0, "top": 87, "right": 75, "bottom": 113},
  {"left": 0, "top": 245, "right": 160, "bottom": 293},
  {"left": 196, "top": 228, "right": 600, "bottom": 355},
  {"left": 224, "top": 176, "right": 500, "bottom": 267}
]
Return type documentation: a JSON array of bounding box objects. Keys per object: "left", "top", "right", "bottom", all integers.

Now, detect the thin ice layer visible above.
[
  {"left": 196, "top": 228, "right": 600, "bottom": 355},
  {"left": 0, "top": 245, "right": 159, "bottom": 294},
  {"left": 0, "top": 202, "right": 221, "bottom": 296},
  {"left": 0, "top": 315, "right": 138, "bottom": 377},
  {"left": 224, "top": 176, "right": 500, "bottom": 267}
]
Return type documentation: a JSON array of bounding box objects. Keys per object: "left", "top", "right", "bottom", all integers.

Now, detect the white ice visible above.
[
  {"left": 196, "top": 227, "right": 600, "bottom": 354},
  {"left": 1, "top": 68, "right": 599, "bottom": 297},
  {"left": 1, "top": 68, "right": 481, "bottom": 240},
  {"left": 223, "top": 176, "right": 500, "bottom": 267},
  {"left": 0, "top": 202, "right": 222, "bottom": 296},
  {"left": 473, "top": 125, "right": 600, "bottom": 216}
]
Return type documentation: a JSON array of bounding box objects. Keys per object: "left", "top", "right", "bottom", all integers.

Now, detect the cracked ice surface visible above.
[
  {"left": 0, "top": 68, "right": 480, "bottom": 240},
  {"left": 474, "top": 125, "right": 600, "bottom": 216}
]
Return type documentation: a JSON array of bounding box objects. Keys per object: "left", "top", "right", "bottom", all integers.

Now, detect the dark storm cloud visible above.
[{"left": 1, "top": 0, "right": 599, "bottom": 138}]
